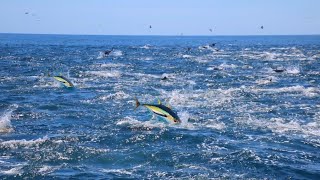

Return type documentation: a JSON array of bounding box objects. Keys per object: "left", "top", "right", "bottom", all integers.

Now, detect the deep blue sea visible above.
[{"left": 0, "top": 34, "right": 320, "bottom": 179}]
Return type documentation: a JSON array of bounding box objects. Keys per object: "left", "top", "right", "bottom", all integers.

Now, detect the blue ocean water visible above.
[{"left": 0, "top": 34, "right": 320, "bottom": 179}]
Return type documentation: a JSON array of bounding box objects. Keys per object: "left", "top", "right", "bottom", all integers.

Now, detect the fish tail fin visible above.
[{"left": 134, "top": 97, "right": 140, "bottom": 110}]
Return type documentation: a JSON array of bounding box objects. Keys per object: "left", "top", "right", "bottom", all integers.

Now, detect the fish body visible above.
[
  {"left": 135, "top": 98, "right": 180, "bottom": 124},
  {"left": 53, "top": 76, "right": 74, "bottom": 88}
]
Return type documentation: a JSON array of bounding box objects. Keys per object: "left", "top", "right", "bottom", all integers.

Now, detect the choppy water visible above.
[{"left": 0, "top": 34, "right": 320, "bottom": 179}]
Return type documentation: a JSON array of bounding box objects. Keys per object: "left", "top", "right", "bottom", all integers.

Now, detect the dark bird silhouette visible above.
[{"left": 260, "top": 25, "right": 264, "bottom": 29}]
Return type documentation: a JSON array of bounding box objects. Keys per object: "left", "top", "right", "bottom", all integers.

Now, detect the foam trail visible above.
[
  {"left": 97, "top": 52, "right": 105, "bottom": 59},
  {"left": 116, "top": 116, "right": 166, "bottom": 130},
  {"left": 182, "top": 54, "right": 193, "bottom": 58},
  {"left": 1, "top": 166, "right": 23, "bottom": 175},
  {"left": 111, "top": 50, "right": 123, "bottom": 57},
  {"left": 140, "top": 44, "right": 152, "bottom": 49},
  {"left": 85, "top": 70, "right": 121, "bottom": 78},
  {"left": 286, "top": 66, "right": 300, "bottom": 74},
  {"left": 176, "top": 111, "right": 196, "bottom": 129},
  {"left": 0, "top": 104, "right": 18, "bottom": 133}
]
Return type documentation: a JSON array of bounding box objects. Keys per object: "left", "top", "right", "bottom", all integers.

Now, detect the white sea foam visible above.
[
  {"left": 192, "top": 56, "right": 210, "bottom": 63},
  {"left": 99, "top": 91, "right": 130, "bottom": 101},
  {"left": 218, "top": 63, "right": 238, "bottom": 69},
  {"left": 311, "top": 53, "right": 320, "bottom": 60},
  {"left": 204, "top": 119, "right": 226, "bottom": 130},
  {"left": 178, "top": 163, "right": 214, "bottom": 173},
  {"left": 85, "top": 70, "right": 121, "bottom": 78},
  {"left": 0, "top": 136, "right": 49, "bottom": 149},
  {"left": 182, "top": 54, "right": 193, "bottom": 58},
  {"left": 131, "top": 72, "right": 159, "bottom": 79},
  {"left": 97, "top": 51, "right": 105, "bottom": 59},
  {"left": 239, "top": 47, "right": 310, "bottom": 61},
  {"left": 116, "top": 117, "right": 166, "bottom": 130},
  {"left": 99, "top": 63, "right": 127, "bottom": 68},
  {"left": 163, "top": 88, "right": 240, "bottom": 109},
  {"left": 0, "top": 105, "right": 18, "bottom": 133},
  {"left": 176, "top": 111, "right": 196, "bottom": 130},
  {"left": 164, "top": 89, "right": 202, "bottom": 108},
  {"left": 251, "top": 85, "right": 319, "bottom": 97},
  {"left": 138, "top": 57, "right": 153, "bottom": 61},
  {"left": 286, "top": 66, "right": 300, "bottom": 74},
  {"left": 1, "top": 166, "right": 23, "bottom": 175},
  {"left": 101, "top": 168, "right": 133, "bottom": 176},
  {"left": 270, "top": 47, "right": 292, "bottom": 50},
  {"left": 262, "top": 52, "right": 279, "bottom": 60},
  {"left": 38, "top": 165, "right": 60, "bottom": 174},
  {"left": 34, "top": 76, "right": 61, "bottom": 88},
  {"left": 236, "top": 115, "right": 320, "bottom": 137},
  {"left": 140, "top": 44, "right": 152, "bottom": 49},
  {"left": 111, "top": 50, "right": 123, "bottom": 57}
]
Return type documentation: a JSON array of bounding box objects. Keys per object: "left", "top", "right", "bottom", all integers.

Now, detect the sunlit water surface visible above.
[{"left": 0, "top": 34, "right": 320, "bottom": 179}]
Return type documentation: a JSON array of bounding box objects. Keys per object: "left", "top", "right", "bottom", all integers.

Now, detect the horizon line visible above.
[{"left": 1, "top": 32, "right": 320, "bottom": 37}]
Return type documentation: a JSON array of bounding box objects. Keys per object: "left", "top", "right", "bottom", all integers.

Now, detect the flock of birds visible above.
[{"left": 24, "top": 11, "right": 265, "bottom": 35}]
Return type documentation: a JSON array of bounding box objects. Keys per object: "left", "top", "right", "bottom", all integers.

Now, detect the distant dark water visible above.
[{"left": 0, "top": 34, "right": 319, "bottom": 179}]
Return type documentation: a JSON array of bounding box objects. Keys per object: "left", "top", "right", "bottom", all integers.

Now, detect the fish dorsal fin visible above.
[{"left": 158, "top": 99, "right": 162, "bottom": 105}]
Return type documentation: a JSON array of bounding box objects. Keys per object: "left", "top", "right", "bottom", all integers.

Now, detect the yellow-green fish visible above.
[
  {"left": 53, "top": 75, "right": 74, "bottom": 88},
  {"left": 135, "top": 98, "right": 180, "bottom": 124}
]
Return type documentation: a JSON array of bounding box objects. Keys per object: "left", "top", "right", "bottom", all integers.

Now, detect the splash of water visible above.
[
  {"left": 0, "top": 104, "right": 18, "bottom": 133},
  {"left": 286, "top": 66, "right": 300, "bottom": 74}
]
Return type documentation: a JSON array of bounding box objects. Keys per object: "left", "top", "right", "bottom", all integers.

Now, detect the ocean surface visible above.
[{"left": 0, "top": 34, "right": 319, "bottom": 179}]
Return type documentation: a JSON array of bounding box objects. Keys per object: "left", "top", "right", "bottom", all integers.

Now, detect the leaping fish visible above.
[
  {"left": 53, "top": 75, "right": 74, "bottom": 88},
  {"left": 135, "top": 97, "right": 180, "bottom": 124}
]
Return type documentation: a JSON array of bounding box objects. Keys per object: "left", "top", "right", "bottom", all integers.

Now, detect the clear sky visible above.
[{"left": 0, "top": 0, "right": 319, "bottom": 35}]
